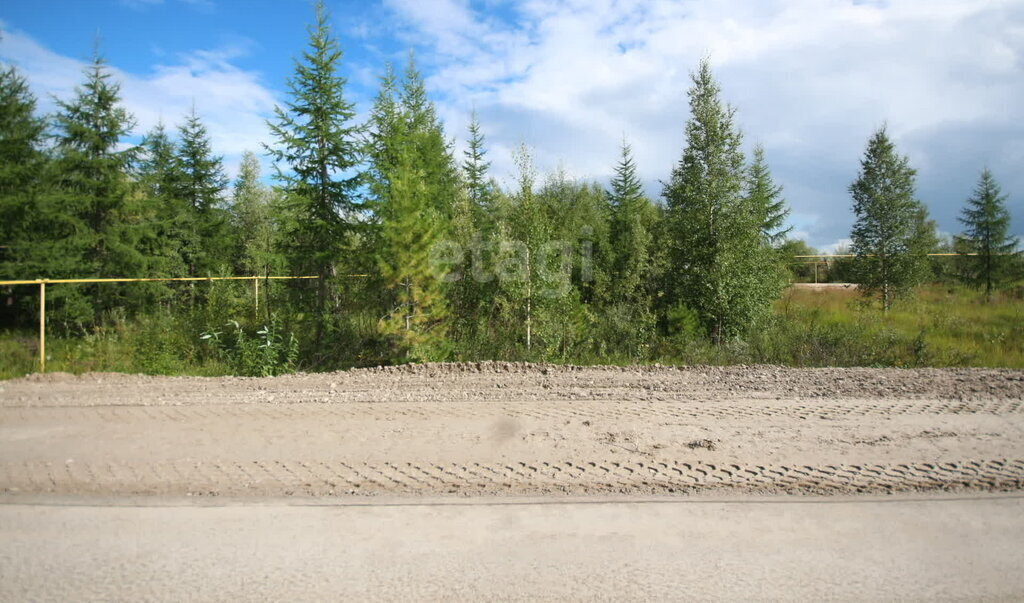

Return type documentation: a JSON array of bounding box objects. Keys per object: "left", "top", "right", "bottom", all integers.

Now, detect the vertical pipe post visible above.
[
  {"left": 39, "top": 281, "right": 45, "bottom": 373},
  {"left": 254, "top": 276, "right": 259, "bottom": 317}
]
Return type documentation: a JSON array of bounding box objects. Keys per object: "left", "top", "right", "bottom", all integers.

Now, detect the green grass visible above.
[
  {"left": 748, "top": 284, "right": 1024, "bottom": 368},
  {"left": 0, "top": 310, "right": 232, "bottom": 380},
  {"left": 1, "top": 283, "right": 1021, "bottom": 379}
]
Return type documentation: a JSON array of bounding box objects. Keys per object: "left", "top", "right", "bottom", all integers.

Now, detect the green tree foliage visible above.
[
  {"left": 5, "top": 36, "right": 1017, "bottom": 374},
  {"left": 175, "top": 107, "right": 227, "bottom": 214},
  {"left": 174, "top": 107, "right": 229, "bottom": 275},
  {"left": 849, "top": 126, "right": 933, "bottom": 310},
  {"left": 662, "top": 60, "right": 785, "bottom": 343},
  {"left": 444, "top": 113, "right": 495, "bottom": 352},
  {"left": 365, "top": 62, "right": 401, "bottom": 217},
  {"left": 136, "top": 122, "right": 191, "bottom": 278},
  {"left": 538, "top": 170, "right": 611, "bottom": 360},
  {"left": 745, "top": 144, "right": 791, "bottom": 245},
  {"left": 367, "top": 53, "right": 461, "bottom": 360},
  {"left": 231, "top": 152, "right": 283, "bottom": 281},
  {"left": 778, "top": 239, "right": 818, "bottom": 282},
  {"left": 397, "top": 53, "right": 461, "bottom": 222},
  {"left": 377, "top": 143, "right": 450, "bottom": 361},
  {"left": 138, "top": 122, "right": 180, "bottom": 200},
  {"left": 0, "top": 64, "right": 47, "bottom": 280},
  {"left": 957, "top": 169, "right": 1019, "bottom": 299},
  {"left": 607, "top": 139, "right": 656, "bottom": 305},
  {"left": 484, "top": 149, "right": 606, "bottom": 360},
  {"left": 490, "top": 145, "right": 543, "bottom": 354},
  {"left": 42, "top": 51, "right": 159, "bottom": 323},
  {"left": 265, "top": 0, "right": 364, "bottom": 345},
  {"left": 134, "top": 122, "right": 188, "bottom": 280},
  {"left": 602, "top": 139, "right": 658, "bottom": 358},
  {"left": 463, "top": 110, "right": 494, "bottom": 213}
]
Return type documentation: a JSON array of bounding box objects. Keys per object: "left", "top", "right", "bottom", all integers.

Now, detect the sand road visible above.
[
  {"left": 1, "top": 362, "right": 1023, "bottom": 497},
  {"left": 2, "top": 496, "right": 1024, "bottom": 600},
  {"left": 3, "top": 362, "right": 1024, "bottom": 600}
]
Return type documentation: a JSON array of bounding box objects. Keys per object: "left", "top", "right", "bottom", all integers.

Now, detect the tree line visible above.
[{"left": 0, "top": 3, "right": 1018, "bottom": 368}]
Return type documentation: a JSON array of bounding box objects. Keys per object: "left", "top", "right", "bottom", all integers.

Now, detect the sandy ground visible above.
[
  {"left": 1, "top": 362, "right": 1023, "bottom": 498},
  {"left": 3, "top": 363, "right": 1023, "bottom": 600},
  {"left": 3, "top": 496, "right": 1023, "bottom": 601}
]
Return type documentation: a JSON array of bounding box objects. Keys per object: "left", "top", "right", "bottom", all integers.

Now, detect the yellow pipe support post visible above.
[
  {"left": 39, "top": 281, "right": 45, "bottom": 373},
  {"left": 254, "top": 276, "right": 259, "bottom": 316}
]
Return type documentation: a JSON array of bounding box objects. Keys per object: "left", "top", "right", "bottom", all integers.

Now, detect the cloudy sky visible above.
[{"left": 1, "top": 0, "right": 1021, "bottom": 250}]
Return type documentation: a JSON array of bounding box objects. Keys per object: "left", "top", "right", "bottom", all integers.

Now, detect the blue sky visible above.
[{"left": 1, "top": 0, "right": 1021, "bottom": 251}]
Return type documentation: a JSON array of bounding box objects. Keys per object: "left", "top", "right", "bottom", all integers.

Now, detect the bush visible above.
[{"left": 201, "top": 314, "right": 299, "bottom": 377}]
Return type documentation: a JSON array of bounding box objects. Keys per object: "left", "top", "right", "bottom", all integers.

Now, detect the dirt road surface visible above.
[
  {"left": 2, "top": 363, "right": 1023, "bottom": 497},
  {"left": 2, "top": 363, "right": 1023, "bottom": 600},
  {"left": 3, "top": 496, "right": 1024, "bottom": 600}
]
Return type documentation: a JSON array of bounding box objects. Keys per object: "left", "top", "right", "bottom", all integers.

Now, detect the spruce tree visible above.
[
  {"left": 849, "top": 126, "right": 931, "bottom": 310},
  {"left": 46, "top": 51, "right": 150, "bottom": 322},
  {"left": 175, "top": 106, "right": 227, "bottom": 214},
  {"left": 957, "top": 169, "right": 1019, "bottom": 300},
  {"left": 365, "top": 62, "right": 401, "bottom": 219},
  {"left": 662, "top": 59, "right": 784, "bottom": 343},
  {"left": 745, "top": 144, "right": 791, "bottom": 245},
  {"left": 462, "top": 110, "right": 493, "bottom": 212},
  {"left": 607, "top": 139, "right": 656, "bottom": 305},
  {"left": 0, "top": 64, "right": 47, "bottom": 282},
  {"left": 138, "top": 122, "right": 180, "bottom": 200},
  {"left": 439, "top": 111, "right": 497, "bottom": 354},
  {"left": 137, "top": 122, "right": 189, "bottom": 278},
  {"left": 604, "top": 139, "right": 657, "bottom": 357},
  {"left": 265, "top": 0, "right": 364, "bottom": 346},
  {"left": 175, "top": 107, "right": 229, "bottom": 275}
]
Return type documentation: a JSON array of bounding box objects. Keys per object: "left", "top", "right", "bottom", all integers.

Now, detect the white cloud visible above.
[
  {"left": 822, "top": 238, "right": 854, "bottom": 255},
  {"left": 383, "top": 0, "right": 1024, "bottom": 248},
  {"left": 0, "top": 23, "right": 278, "bottom": 178}
]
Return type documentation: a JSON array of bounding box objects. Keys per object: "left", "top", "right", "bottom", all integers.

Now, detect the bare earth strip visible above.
[
  {"left": 4, "top": 498, "right": 1024, "bottom": 601},
  {"left": 1, "top": 363, "right": 1023, "bottom": 498}
]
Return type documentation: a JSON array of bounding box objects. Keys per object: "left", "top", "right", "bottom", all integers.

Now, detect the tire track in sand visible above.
[{"left": 3, "top": 458, "right": 1022, "bottom": 497}]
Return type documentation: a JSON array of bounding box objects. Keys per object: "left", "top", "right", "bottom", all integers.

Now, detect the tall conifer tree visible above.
[
  {"left": 266, "top": 0, "right": 364, "bottom": 345},
  {"left": 462, "top": 111, "right": 492, "bottom": 212},
  {"left": 745, "top": 144, "right": 791, "bottom": 245},
  {"left": 849, "top": 126, "right": 932, "bottom": 310},
  {"left": 371, "top": 53, "right": 458, "bottom": 360},
  {"left": 398, "top": 52, "right": 460, "bottom": 221},
  {"left": 0, "top": 64, "right": 47, "bottom": 281},
  {"left": 137, "top": 121, "right": 189, "bottom": 278},
  {"left": 176, "top": 107, "right": 227, "bottom": 214},
  {"left": 46, "top": 50, "right": 150, "bottom": 321},
  {"left": 607, "top": 139, "right": 656, "bottom": 305},
  {"left": 366, "top": 62, "right": 401, "bottom": 220},
  {"left": 175, "top": 106, "right": 228, "bottom": 274},
  {"left": 138, "top": 122, "right": 180, "bottom": 200},
  {"left": 957, "top": 169, "right": 1018, "bottom": 300},
  {"left": 602, "top": 139, "right": 657, "bottom": 357},
  {"left": 377, "top": 143, "right": 449, "bottom": 361}
]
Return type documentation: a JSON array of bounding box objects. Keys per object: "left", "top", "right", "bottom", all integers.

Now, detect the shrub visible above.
[{"left": 201, "top": 315, "right": 299, "bottom": 377}]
